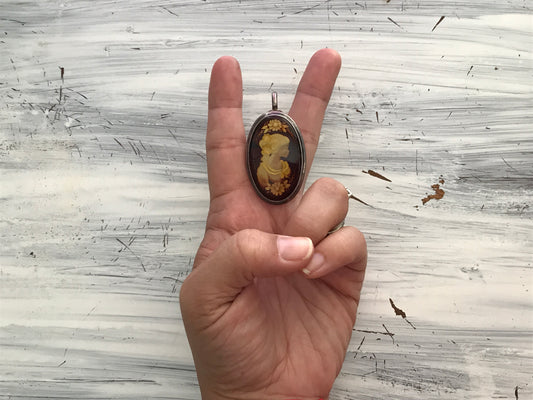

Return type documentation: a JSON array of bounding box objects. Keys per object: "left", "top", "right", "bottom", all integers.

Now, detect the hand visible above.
[{"left": 180, "top": 49, "right": 367, "bottom": 400}]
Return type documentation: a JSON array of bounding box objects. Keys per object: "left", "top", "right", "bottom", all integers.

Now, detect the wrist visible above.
[
  {"left": 200, "top": 389, "right": 324, "bottom": 400},
  {"left": 201, "top": 394, "right": 324, "bottom": 400}
]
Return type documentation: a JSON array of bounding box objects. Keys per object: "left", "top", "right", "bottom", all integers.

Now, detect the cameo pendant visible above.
[{"left": 246, "top": 92, "right": 306, "bottom": 204}]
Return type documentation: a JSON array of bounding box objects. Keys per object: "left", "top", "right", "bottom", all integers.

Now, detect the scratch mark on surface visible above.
[
  {"left": 116, "top": 238, "right": 146, "bottom": 272},
  {"left": 1, "top": 17, "right": 26, "bottom": 25},
  {"left": 354, "top": 328, "right": 395, "bottom": 339},
  {"left": 114, "top": 138, "right": 125, "bottom": 149},
  {"left": 354, "top": 336, "right": 365, "bottom": 358},
  {"left": 194, "top": 151, "right": 206, "bottom": 161},
  {"left": 161, "top": 6, "right": 179, "bottom": 18},
  {"left": 382, "top": 324, "right": 395, "bottom": 344},
  {"left": 387, "top": 17, "right": 403, "bottom": 29},
  {"left": 502, "top": 157, "right": 519, "bottom": 172},
  {"left": 288, "top": 0, "right": 329, "bottom": 16},
  {"left": 431, "top": 16, "right": 445, "bottom": 32}
]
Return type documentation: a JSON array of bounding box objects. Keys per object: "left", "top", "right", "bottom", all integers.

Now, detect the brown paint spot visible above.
[
  {"left": 422, "top": 178, "right": 445, "bottom": 205},
  {"left": 389, "top": 298, "right": 406, "bottom": 318},
  {"left": 389, "top": 298, "right": 417, "bottom": 329},
  {"left": 364, "top": 169, "right": 392, "bottom": 182}
]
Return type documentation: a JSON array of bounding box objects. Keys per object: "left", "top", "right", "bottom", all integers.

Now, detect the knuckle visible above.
[
  {"left": 233, "top": 229, "right": 262, "bottom": 265},
  {"left": 290, "top": 212, "right": 315, "bottom": 233},
  {"left": 315, "top": 177, "right": 348, "bottom": 205}
]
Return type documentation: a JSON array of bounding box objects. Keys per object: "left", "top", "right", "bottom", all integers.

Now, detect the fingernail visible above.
[
  {"left": 302, "top": 252, "right": 325, "bottom": 276},
  {"left": 277, "top": 236, "right": 313, "bottom": 261}
]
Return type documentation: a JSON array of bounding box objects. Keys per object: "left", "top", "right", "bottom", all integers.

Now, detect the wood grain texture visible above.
[{"left": 1, "top": 1, "right": 531, "bottom": 399}]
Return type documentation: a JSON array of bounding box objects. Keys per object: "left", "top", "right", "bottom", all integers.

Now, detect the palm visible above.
[{"left": 198, "top": 224, "right": 359, "bottom": 396}]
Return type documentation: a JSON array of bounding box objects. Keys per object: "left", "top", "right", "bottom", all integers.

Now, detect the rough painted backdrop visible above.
[{"left": 1, "top": 1, "right": 532, "bottom": 399}]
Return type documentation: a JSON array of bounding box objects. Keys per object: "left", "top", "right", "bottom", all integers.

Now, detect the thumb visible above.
[{"left": 180, "top": 229, "right": 313, "bottom": 323}]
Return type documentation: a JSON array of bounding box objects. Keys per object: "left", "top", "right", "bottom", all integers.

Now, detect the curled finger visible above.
[
  {"left": 303, "top": 225, "right": 367, "bottom": 287},
  {"left": 283, "top": 177, "right": 348, "bottom": 244}
]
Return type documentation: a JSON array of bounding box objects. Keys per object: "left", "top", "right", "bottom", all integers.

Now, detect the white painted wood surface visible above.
[{"left": 1, "top": 1, "right": 532, "bottom": 399}]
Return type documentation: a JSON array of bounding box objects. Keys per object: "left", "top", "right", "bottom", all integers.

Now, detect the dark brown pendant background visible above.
[{"left": 247, "top": 111, "right": 305, "bottom": 204}]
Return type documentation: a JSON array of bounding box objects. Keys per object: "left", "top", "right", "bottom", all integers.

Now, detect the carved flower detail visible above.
[
  {"left": 266, "top": 180, "right": 290, "bottom": 196},
  {"left": 261, "top": 119, "right": 289, "bottom": 134}
]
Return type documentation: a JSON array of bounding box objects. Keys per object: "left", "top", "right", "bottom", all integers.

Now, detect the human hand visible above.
[{"left": 180, "top": 49, "right": 367, "bottom": 400}]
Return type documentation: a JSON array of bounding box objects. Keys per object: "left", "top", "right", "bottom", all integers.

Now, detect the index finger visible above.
[{"left": 206, "top": 56, "right": 248, "bottom": 201}]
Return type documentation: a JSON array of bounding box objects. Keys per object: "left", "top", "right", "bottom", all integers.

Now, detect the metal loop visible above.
[{"left": 271, "top": 91, "right": 278, "bottom": 111}]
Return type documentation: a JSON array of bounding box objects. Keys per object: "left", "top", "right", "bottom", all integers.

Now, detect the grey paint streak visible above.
[{"left": 1, "top": 0, "right": 532, "bottom": 399}]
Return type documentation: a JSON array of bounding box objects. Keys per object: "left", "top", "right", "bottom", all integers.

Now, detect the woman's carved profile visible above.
[{"left": 257, "top": 133, "right": 291, "bottom": 196}]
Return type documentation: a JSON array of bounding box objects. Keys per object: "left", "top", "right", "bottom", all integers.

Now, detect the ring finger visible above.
[{"left": 282, "top": 177, "right": 348, "bottom": 244}]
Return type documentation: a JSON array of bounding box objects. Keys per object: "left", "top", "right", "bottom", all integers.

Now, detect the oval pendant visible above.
[{"left": 246, "top": 92, "right": 306, "bottom": 204}]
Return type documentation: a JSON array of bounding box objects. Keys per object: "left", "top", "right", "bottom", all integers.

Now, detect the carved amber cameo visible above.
[{"left": 246, "top": 93, "right": 305, "bottom": 204}]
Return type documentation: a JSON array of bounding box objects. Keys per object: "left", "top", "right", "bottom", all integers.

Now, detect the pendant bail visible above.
[{"left": 271, "top": 91, "right": 278, "bottom": 111}]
